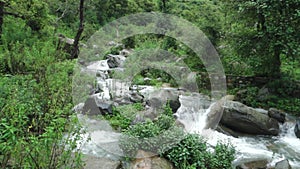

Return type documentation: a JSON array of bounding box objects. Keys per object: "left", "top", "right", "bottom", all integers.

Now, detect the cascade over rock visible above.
[
  {"left": 204, "top": 100, "right": 224, "bottom": 130},
  {"left": 220, "top": 101, "right": 279, "bottom": 136},
  {"left": 275, "top": 159, "right": 292, "bottom": 169},
  {"left": 294, "top": 119, "right": 300, "bottom": 139}
]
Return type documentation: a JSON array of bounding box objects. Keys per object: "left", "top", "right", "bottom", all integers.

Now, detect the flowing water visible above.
[
  {"left": 176, "top": 98, "right": 300, "bottom": 168},
  {"left": 75, "top": 59, "right": 300, "bottom": 168}
]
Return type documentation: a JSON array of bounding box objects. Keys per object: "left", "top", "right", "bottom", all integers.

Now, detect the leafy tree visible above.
[
  {"left": 0, "top": 0, "right": 51, "bottom": 37},
  {"left": 224, "top": 0, "right": 300, "bottom": 78}
]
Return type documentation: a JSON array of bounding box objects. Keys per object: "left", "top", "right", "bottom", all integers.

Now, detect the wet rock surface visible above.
[
  {"left": 275, "top": 159, "right": 292, "bottom": 169},
  {"left": 295, "top": 119, "right": 300, "bottom": 139},
  {"left": 268, "top": 108, "right": 286, "bottom": 123},
  {"left": 221, "top": 101, "right": 279, "bottom": 136},
  {"left": 236, "top": 159, "right": 268, "bottom": 169}
]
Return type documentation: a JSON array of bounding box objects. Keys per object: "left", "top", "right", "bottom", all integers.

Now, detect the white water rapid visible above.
[
  {"left": 176, "top": 98, "right": 300, "bottom": 168},
  {"left": 74, "top": 55, "right": 300, "bottom": 168}
]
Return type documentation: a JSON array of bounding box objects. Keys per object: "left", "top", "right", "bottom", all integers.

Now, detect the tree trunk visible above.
[
  {"left": 0, "top": 1, "right": 4, "bottom": 41},
  {"left": 272, "top": 45, "right": 282, "bottom": 78},
  {"left": 71, "top": 0, "right": 84, "bottom": 59}
]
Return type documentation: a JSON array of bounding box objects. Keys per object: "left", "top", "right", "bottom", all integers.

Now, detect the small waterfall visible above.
[
  {"left": 175, "top": 95, "right": 300, "bottom": 168},
  {"left": 174, "top": 94, "right": 211, "bottom": 133}
]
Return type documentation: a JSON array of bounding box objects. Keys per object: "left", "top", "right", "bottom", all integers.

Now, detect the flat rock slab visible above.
[{"left": 83, "top": 156, "right": 121, "bottom": 169}]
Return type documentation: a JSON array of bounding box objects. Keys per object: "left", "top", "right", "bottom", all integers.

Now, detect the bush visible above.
[
  {"left": 119, "top": 107, "right": 181, "bottom": 157},
  {"left": 0, "top": 74, "right": 84, "bottom": 168},
  {"left": 119, "top": 121, "right": 184, "bottom": 158},
  {"left": 235, "top": 80, "right": 300, "bottom": 116},
  {"left": 164, "top": 134, "right": 235, "bottom": 169},
  {"left": 103, "top": 103, "right": 145, "bottom": 131}
]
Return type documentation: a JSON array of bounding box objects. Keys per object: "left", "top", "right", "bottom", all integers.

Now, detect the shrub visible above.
[
  {"left": 164, "top": 135, "right": 235, "bottom": 169},
  {"left": 103, "top": 103, "right": 145, "bottom": 131},
  {"left": 0, "top": 74, "right": 84, "bottom": 168},
  {"left": 119, "top": 106, "right": 181, "bottom": 157}
]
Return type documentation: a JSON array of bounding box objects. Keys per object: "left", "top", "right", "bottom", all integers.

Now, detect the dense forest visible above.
[{"left": 0, "top": 0, "right": 299, "bottom": 168}]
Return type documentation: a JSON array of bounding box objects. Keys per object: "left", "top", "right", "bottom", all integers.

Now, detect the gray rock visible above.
[
  {"left": 82, "top": 155, "right": 121, "bottom": 169},
  {"left": 268, "top": 108, "right": 286, "bottom": 123},
  {"left": 235, "top": 89, "right": 248, "bottom": 102},
  {"left": 57, "top": 34, "right": 74, "bottom": 55},
  {"left": 258, "top": 86, "right": 270, "bottom": 101},
  {"left": 119, "top": 49, "right": 132, "bottom": 57},
  {"left": 129, "top": 92, "right": 144, "bottom": 103},
  {"left": 216, "top": 124, "right": 239, "bottom": 138},
  {"left": 82, "top": 97, "right": 113, "bottom": 115},
  {"left": 106, "top": 54, "right": 126, "bottom": 68},
  {"left": 132, "top": 108, "right": 156, "bottom": 124},
  {"left": 220, "top": 101, "right": 279, "bottom": 136},
  {"left": 205, "top": 101, "right": 225, "bottom": 130},
  {"left": 96, "top": 101, "right": 113, "bottom": 115},
  {"left": 295, "top": 119, "right": 300, "bottom": 139},
  {"left": 82, "top": 97, "right": 102, "bottom": 115},
  {"left": 107, "top": 41, "right": 123, "bottom": 48},
  {"left": 236, "top": 159, "right": 268, "bottom": 169},
  {"left": 275, "top": 159, "right": 292, "bottom": 169},
  {"left": 146, "top": 89, "right": 180, "bottom": 113},
  {"left": 130, "top": 150, "right": 173, "bottom": 169},
  {"left": 96, "top": 70, "right": 109, "bottom": 79}
]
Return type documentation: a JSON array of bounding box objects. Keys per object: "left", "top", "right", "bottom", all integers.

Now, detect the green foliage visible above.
[
  {"left": 169, "top": 0, "right": 223, "bottom": 45},
  {"left": 4, "top": 0, "right": 51, "bottom": 30},
  {"left": 0, "top": 74, "right": 84, "bottom": 168},
  {"left": 119, "top": 118, "right": 183, "bottom": 158},
  {"left": 164, "top": 135, "right": 235, "bottom": 169},
  {"left": 210, "top": 142, "right": 236, "bottom": 169},
  {"left": 103, "top": 103, "right": 145, "bottom": 131},
  {"left": 224, "top": 0, "right": 300, "bottom": 77},
  {"left": 235, "top": 79, "right": 300, "bottom": 116}
]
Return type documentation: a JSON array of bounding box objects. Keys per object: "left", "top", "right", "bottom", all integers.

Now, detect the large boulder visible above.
[
  {"left": 129, "top": 92, "right": 144, "bottom": 103},
  {"left": 82, "top": 97, "right": 101, "bottom": 115},
  {"left": 216, "top": 124, "right": 240, "bottom": 138},
  {"left": 82, "top": 97, "right": 113, "bottom": 115},
  {"left": 106, "top": 54, "right": 126, "bottom": 68},
  {"left": 220, "top": 101, "right": 279, "bottom": 136},
  {"left": 268, "top": 108, "right": 286, "bottom": 123},
  {"left": 275, "top": 159, "right": 292, "bottom": 169},
  {"left": 294, "top": 119, "right": 300, "bottom": 139},
  {"left": 82, "top": 155, "right": 121, "bottom": 169},
  {"left": 146, "top": 89, "right": 181, "bottom": 113},
  {"left": 205, "top": 95, "right": 236, "bottom": 130},
  {"left": 130, "top": 150, "right": 173, "bottom": 169}
]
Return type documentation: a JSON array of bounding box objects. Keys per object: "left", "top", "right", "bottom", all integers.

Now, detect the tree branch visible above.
[
  {"left": 3, "top": 11, "right": 25, "bottom": 19},
  {"left": 71, "top": 0, "right": 84, "bottom": 59}
]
